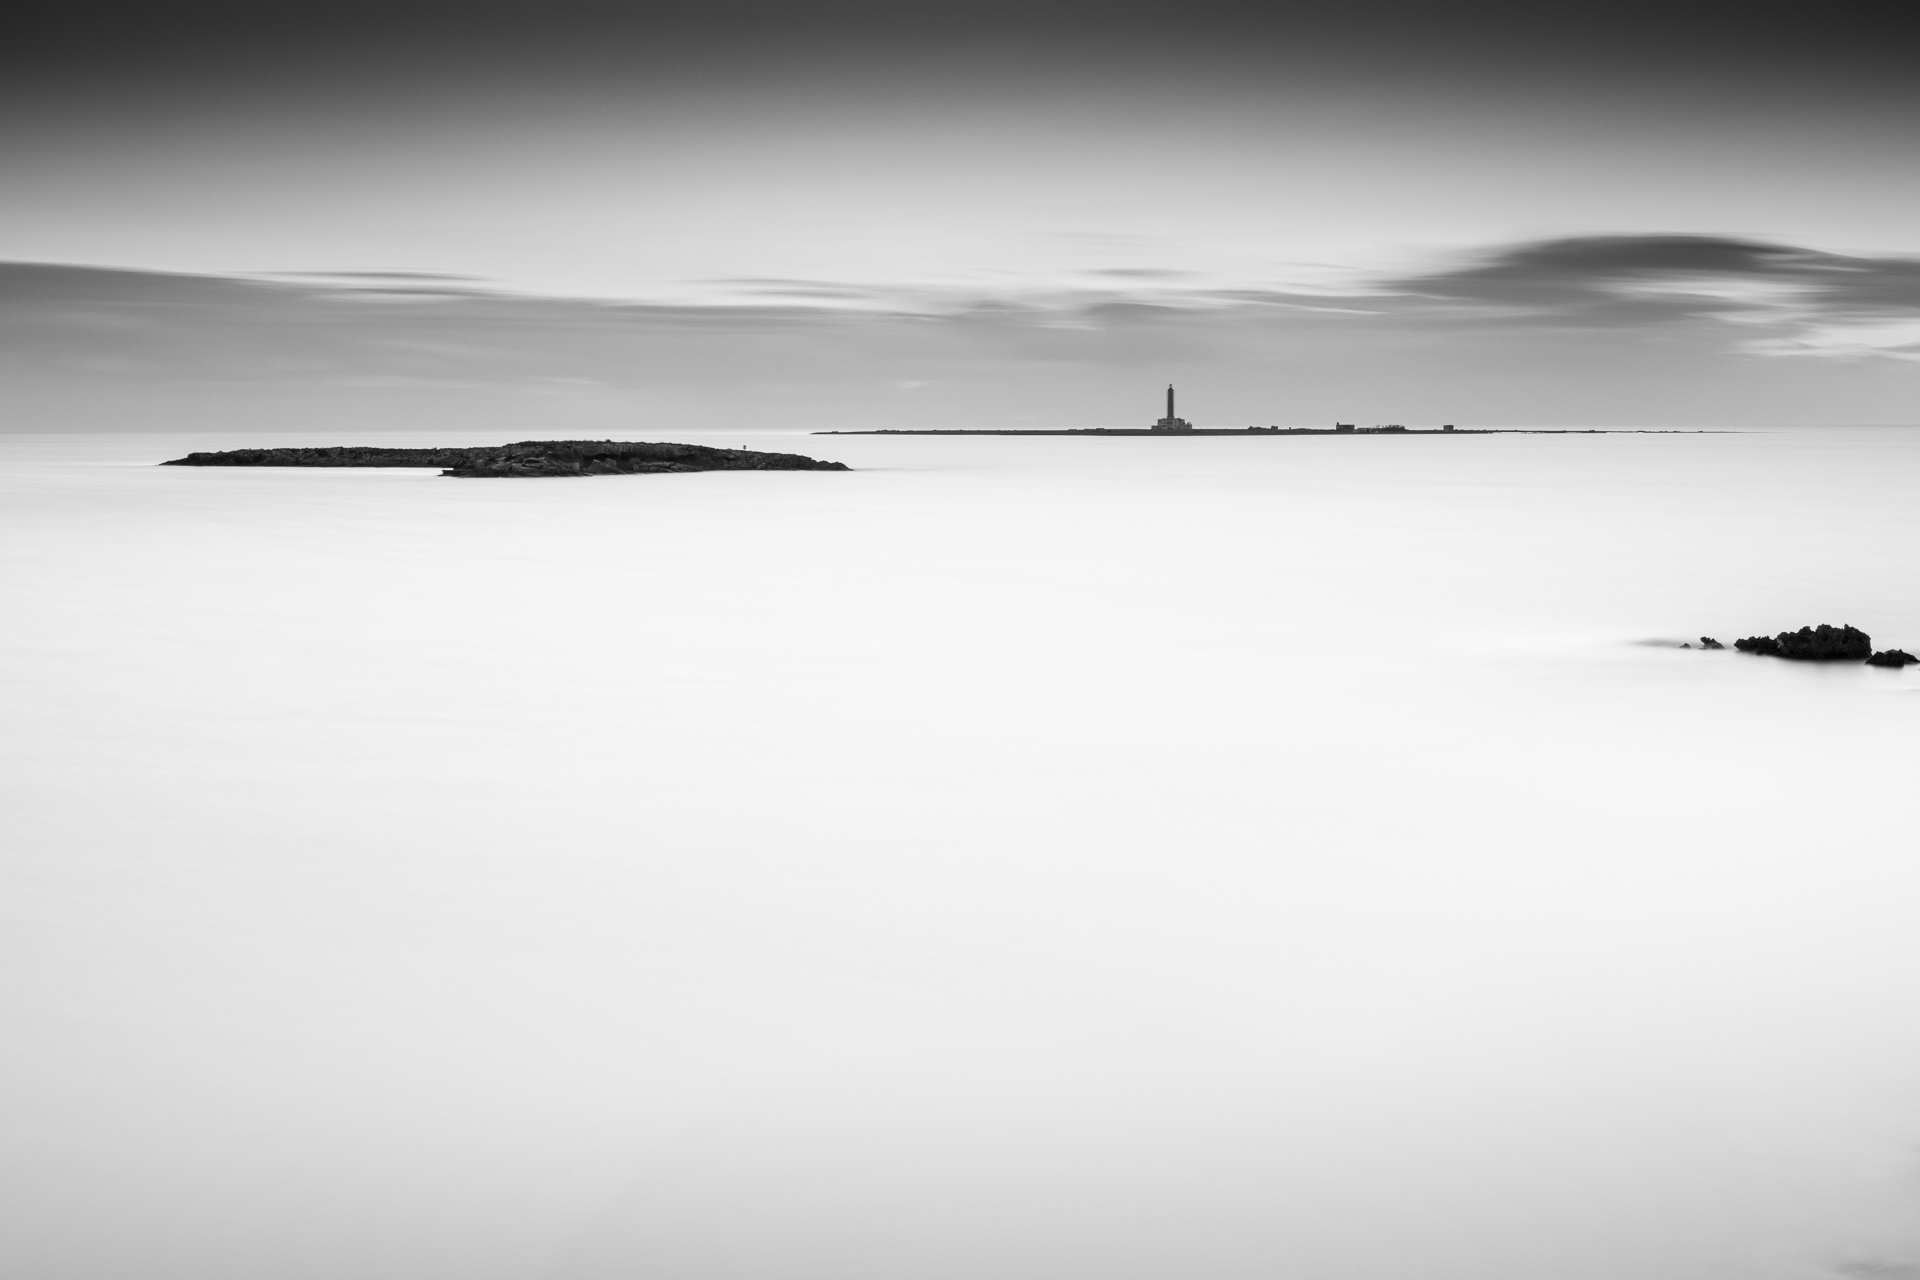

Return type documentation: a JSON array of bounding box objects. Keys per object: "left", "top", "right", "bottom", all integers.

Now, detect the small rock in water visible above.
[
  {"left": 1866, "top": 649, "right": 1919, "bottom": 668},
  {"left": 1733, "top": 624, "right": 1871, "bottom": 661},
  {"left": 1698, "top": 637, "right": 1724, "bottom": 649}
]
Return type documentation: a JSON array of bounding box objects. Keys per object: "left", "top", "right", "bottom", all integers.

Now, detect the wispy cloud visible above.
[
  {"left": 681, "top": 237, "right": 1920, "bottom": 361},
  {"left": 1382, "top": 235, "right": 1920, "bottom": 359},
  {"left": 5, "top": 237, "right": 1919, "bottom": 429},
  {"left": 11, "top": 237, "right": 1920, "bottom": 363},
  {"left": 1837, "top": 1261, "right": 1920, "bottom": 1279},
  {"left": 264, "top": 270, "right": 487, "bottom": 282}
]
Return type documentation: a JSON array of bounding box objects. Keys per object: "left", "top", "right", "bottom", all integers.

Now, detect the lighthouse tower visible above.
[{"left": 1151, "top": 384, "right": 1194, "bottom": 432}]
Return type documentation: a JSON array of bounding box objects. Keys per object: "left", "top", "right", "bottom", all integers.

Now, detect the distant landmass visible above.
[
  {"left": 815, "top": 427, "right": 1701, "bottom": 436},
  {"left": 161, "top": 440, "right": 850, "bottom": 478},
  {"left": 815, "top": 388, "right": 1708, "bottom": 436}
]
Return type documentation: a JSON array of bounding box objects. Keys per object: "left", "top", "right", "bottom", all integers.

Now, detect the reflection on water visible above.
[{"left": 3, "top": 427, "right": 1919, "bottom": 1280}]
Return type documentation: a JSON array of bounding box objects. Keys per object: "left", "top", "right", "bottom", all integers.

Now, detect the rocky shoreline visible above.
[
  {"left": 161, "top": 440, "right": 850, "bottom": 478},
  {"left": 1688, "top": 624, "right": 1916, "bottom": 668}
]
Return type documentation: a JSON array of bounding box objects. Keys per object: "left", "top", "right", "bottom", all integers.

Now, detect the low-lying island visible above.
[{"left": 161, "top": 440, "right": 851, "bottom": 478}]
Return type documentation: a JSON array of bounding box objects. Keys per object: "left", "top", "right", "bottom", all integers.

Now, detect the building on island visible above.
[{"left": 1152, "top": 384, "right": 1194, "bottom": 432}]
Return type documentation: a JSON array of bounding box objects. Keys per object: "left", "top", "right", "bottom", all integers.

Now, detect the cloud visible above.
[
  {"left": 1837, "top": 1261, "right": 1920, "bottom": 1280},
  {"left": 17, "top": 233, "right": 1900, "bottom": 360},
  {"left": 1086, "top": 268, "right": 1195, "bottom": 280},
  {"left": 1384, "top": 234, "right": 1920, "bottom": 357},
  {"left": 5, "top": 239, "right": 1920, "bottom": 431},
  {"left": 266, "top": 270, "right": 486, "bottom": 282}
]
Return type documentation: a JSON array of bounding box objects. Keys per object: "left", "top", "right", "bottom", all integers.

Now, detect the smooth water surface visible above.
[{"left": 3, "top": 427, "right": 1919, "bottom": 1280}]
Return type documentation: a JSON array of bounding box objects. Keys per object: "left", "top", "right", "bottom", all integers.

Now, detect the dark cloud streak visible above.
[{"left": 1390, "top": 235, "right": 1920, "bottom": 333}]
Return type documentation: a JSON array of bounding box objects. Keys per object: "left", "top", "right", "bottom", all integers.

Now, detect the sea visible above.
[{"left": 3, "top": 426, "right": 1919, "bottom": 1280}]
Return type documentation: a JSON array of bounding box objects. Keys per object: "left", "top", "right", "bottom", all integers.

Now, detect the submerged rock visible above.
[
  {"left": 1733, "top": 624, "right": 1872, "bottom": 661},
  {"left": 1866, "top": 649, "right": 1919, "bottom": 668},
  {"left": 161, "top": 440, "right": 850, "bottom": 478}
]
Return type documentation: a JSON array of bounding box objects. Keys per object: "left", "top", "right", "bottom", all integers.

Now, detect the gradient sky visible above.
[{"left": 5, "top": 0, "right": 1918, "bottom": 428}]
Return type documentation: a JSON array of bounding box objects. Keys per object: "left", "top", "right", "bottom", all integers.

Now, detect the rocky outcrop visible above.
[
  {"left": 1698, "top": 637, "right": 1725, "bottom": 649},
  {"left": 166, "top": 445, "right": 478, "bottom": 469},
  {"left": 161, "top": 440, "right": 850, "bottom": 477},
  {"left": 1733, "top": 624, "right": 1873, "bottom": 661},
  {"left": 1866, "top": 649, "right": 1918, "bottom": 668},
  {"left": 440, "top": 441, "right": 850, "bottom": 478}
]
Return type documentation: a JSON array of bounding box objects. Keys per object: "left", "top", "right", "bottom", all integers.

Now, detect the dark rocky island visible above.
[
  {"left": 1733, "top": 624, "right": 1873, "bottom": 661},
  {"left": 1702, "top": 624, "right": 1915, "bottom": 668},
  {"left": 1692, "top": 626, "right": 1913, "bottom": 667},
  {"left": 161, "top": 440, "right": 850, "bottom": 478}
]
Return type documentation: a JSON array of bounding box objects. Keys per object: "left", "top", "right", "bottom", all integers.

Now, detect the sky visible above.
[{"left": 4, "top": 0, "right": 1919, "bottom": 429}]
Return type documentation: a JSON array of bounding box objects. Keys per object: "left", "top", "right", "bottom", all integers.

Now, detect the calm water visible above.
[{"left": 3, "top": 427, "right": 1919, "bottom": 1280}]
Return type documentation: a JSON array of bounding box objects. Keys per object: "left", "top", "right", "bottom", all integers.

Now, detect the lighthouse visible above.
[{"left": 1151, "top": 383, "right": 1194, "bottom": 432}]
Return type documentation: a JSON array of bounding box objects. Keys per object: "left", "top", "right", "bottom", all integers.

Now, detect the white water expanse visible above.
[{"left": 4, "top": 426, "right": 1919, "bottom": 1280}]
